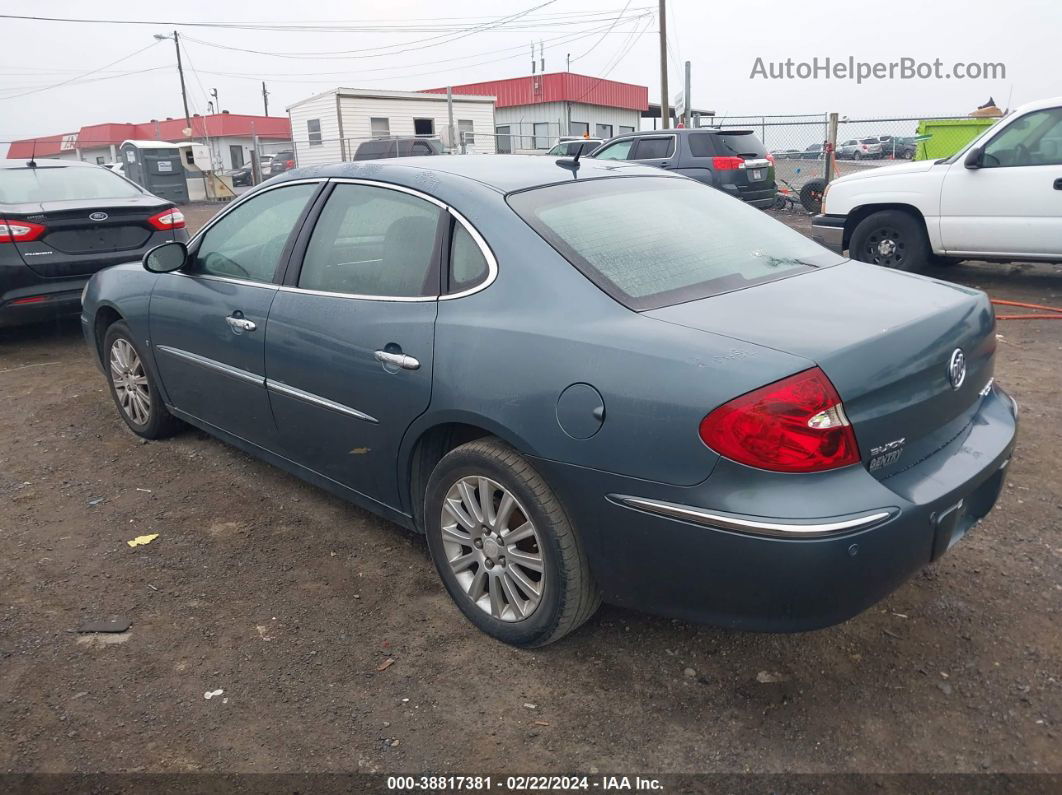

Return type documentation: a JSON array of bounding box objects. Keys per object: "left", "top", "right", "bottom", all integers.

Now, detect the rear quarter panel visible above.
[{"left": 406, "top": 182, "right": 815, "bottom": 489}]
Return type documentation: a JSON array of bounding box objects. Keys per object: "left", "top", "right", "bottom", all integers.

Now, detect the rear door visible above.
[
  {"left": 264, "top": 180, "right": 444, "bottom": 509},
  {"left": 149, "top": 180, "right": 322, "bottom": 448},
  {"left": 631, "top": 135, "right": 676, "bottom": 170}
]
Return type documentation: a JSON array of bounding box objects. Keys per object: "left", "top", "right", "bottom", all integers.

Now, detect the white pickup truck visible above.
[{"left": 812, "top": 96, "right": 1062, "bottom": 271}]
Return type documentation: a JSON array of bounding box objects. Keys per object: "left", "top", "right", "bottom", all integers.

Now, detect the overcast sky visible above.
[{"left": 1, "top": 0, "right": 1059, "bottom": 142}]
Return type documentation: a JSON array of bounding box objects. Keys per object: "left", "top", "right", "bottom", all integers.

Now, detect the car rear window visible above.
[
  {"left": 0, "top": 166, "right": 142, "bottom": 203},
  {"left": 714, "top": 131, "right": 767, "bottom": 158},
  {"left": 508, "top": 176, "right": 841, "bottom": 311}
]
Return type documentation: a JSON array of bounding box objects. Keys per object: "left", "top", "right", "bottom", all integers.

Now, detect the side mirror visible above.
[
  {"left": 964, "top": 146, "right": 984, "bottom": 169},
  {"left": 143, "top": 241, "right": 188, "bottom": 273}
]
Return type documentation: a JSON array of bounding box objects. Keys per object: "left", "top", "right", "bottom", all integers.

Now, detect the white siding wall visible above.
[
  {"left": 338, "top": 95, "right": 496, "bottom": 155},
  {"left": 288, "top": 91, "right": 343, "bottom": 166},
  {"left": 77, "top": 146, "right": 113, "bottom": 164},
  {"left": 494, "top": 103, "right": 640, "bottom": 150}
]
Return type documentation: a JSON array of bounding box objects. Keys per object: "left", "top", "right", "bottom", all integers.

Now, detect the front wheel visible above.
[
  {"left": 424, "top": 438, "right": 600, "bottom": 647},
  {"left": 849, "top": 209, "right": 930, "bottom": 272},
  {"left": 103, "top": 321, "right": 183, "bottom": 439}
]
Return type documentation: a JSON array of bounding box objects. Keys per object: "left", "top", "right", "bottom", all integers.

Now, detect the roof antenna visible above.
[
  {"left": 555, "top": 147, "right": 582, "bottom": 173},
  {"left": 27, "top": 138, "right": 37, "bottom": 168}
]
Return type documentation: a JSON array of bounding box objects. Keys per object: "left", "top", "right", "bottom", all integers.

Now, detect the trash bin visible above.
[
  {"left": 118, "top": 140, "right": 189, "bottom": 204},
  {"left": 914, "top": 118, "right": 997, "bottom": 161}
]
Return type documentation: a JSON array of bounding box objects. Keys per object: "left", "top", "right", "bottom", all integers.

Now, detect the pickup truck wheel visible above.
[{"left": 850, "top": 210, "right": 930, "bottom": 272}]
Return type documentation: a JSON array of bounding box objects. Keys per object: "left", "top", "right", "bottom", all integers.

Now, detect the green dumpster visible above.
[{"left": 914, "top": 118, "right": 997, "bottom": 160}]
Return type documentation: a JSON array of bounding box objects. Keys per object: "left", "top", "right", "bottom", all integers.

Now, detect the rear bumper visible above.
[
  {"left": 0, "top": 278, "right": 86, "bottom": 328},
  {"left": 532, "top": 385, "right": 1017, "bottom": 631},
  {"left": 811, "top": 213, "right": 846, "bottom": 253}
]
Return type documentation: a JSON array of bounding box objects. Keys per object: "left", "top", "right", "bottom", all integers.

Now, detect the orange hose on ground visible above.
[{"left": 990, "top": 299, "right": 1062, "bottom": 320}]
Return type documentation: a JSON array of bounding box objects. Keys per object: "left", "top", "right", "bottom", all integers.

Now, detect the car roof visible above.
[
  {"left": 0, "top": 158, "right": 101, "bottom": 170},
  {"left": 277, "top": 154, "right": 679, "bottom": 193}
]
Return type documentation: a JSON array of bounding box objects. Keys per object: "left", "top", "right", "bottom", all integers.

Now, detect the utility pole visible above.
[
  {"left": 658, "top": 0, "right": 670, "bottom": 129},
  {"left": 210, "top": 87, "right": 219, "bottom": 113},
  {"left": 531, "top": 43, "right": 536, "bottom": 74},
  {"left": 262, "top": 81, "right": 270, "bottom": 116},
  {"left": 683, "top": 61, "right": 691, "bottom": 128},
  {"left": 446, "top": 86, "right": 456, "bottom": 154},
  {"left": 566, "top": 52, "right": 570, "bottom": 72},
  {"left": 155, "top": 30, "right": 191, "bottom": 131},
  {"left": 539, "top": 41, "right": 545, "bottom": 73}
]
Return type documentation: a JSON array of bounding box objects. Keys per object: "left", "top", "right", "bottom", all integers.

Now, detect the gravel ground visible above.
[{"left": 1, "top": 201, "right": 1059, "bottom": 775}]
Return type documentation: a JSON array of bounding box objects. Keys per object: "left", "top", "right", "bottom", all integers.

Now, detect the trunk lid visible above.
[
  {"left": 3, "top": 196, "right": 170, "bottom": 277},
  {"left": 645, "top": 261, "right": 996, "bottom": 479}
]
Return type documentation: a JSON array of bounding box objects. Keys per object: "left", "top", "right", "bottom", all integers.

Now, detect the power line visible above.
[
  {"left": 569, "top": 0, "right": 632, "bottom": 62},
  {"left": 0, "top": 41, "right": 160, "bottom": 100}
]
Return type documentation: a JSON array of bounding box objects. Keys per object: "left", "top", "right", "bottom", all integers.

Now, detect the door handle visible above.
[
  {"left": 374, "top": 350, "right": 420, "bottom": 371},
  {"left": 225, "top": 315, "right": 257, "bottom": 333},
  {"left": 1054, "top": 178, "right": 1062, "bottom": 190}
]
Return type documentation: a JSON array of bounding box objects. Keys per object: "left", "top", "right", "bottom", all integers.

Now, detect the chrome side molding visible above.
[
  {"left": 610, "top": 495, "right": 896, "bottom": 538},
  {"left": 267, "top": 380, "right": 378, "bottom": 424},
  {"left": 155, "top": 345, "right": 264, "bottom": 387}
]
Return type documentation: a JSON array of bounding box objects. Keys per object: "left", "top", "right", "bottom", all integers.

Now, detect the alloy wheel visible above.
[
  {"left": 109, "top": 338, "right": 151, "bottom": 425},
  {"left": 440, "top": 476, "right": 544, "bottom": 622}
]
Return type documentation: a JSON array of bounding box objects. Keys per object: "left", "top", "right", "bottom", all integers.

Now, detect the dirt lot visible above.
[{"left": 1, "top": 202, "right": 1059, "bottom": 776}]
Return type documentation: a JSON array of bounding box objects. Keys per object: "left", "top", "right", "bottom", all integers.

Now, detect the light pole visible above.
[{"left": 153, "top": 31, "right": 191, "bottom": 133}]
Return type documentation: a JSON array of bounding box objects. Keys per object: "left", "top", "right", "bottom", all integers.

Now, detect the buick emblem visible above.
[
  {"left": 89, "top": 211, "right": 108, "bottom": 221},
  {"left": 947, "top": 348, "right": 967, "bottom": 390}
]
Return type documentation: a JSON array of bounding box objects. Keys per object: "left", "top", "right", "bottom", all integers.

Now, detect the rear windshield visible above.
[
  {"left": 714, "top": 131, "right": 767, "bottom": 158},
  {"left": 0, "top": 166, "right": 142, "bottom": 203},
  {"left": 508, "top": 176, "right": 841, "bottom": 311}
]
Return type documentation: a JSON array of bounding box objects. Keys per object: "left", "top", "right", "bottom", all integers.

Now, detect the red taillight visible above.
[
  {"left": 765, "top": 153, "right": 776, "bottom": 165},
  {"left": 0, "top": 220, "right": 46, "bottom": 243},
  {"left": 11, "top": 295, "right": 47, "bottom": 304},
  {"left": 699, "top": 367, "right": 860, "bottom": 473},
  {"left": 711, "top": 156, "right": 744, "bottom": 170},
  {"left": 285, "top": 159, "right": 295, "bottom": 169},
  {"left": 147, "top": 208, "right": 186, "bottom": 230}
]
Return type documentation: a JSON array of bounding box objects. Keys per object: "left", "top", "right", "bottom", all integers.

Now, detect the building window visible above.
[
  {"left": 95, "top": 156, "right": 105, "bottom": 165},
  {"left": 595, "top": 123, "right": 613, "bottom": 140},
  {"left": 619, "top": 125, "right": 635, "bottom": 134},
  {"left": 458, "top": 119, "right": 475, "bottom": 146},
  {"left": 569, "top": 121, "right": 589, "bottom": 137},
  {"left": 413, "top": 118, "right": 435, "bottom": 136},
  {"left": 229, "top": 145, "right": 244, "bottom": 168},
  {"left": 533, "top": 122, "right": 550, "bottom": 150},
  {"left": 307, "top": 118, "right": 322, "bottom": 147},
  {"left": 370, "top": 117, "right": 390, "bottom": 138}
]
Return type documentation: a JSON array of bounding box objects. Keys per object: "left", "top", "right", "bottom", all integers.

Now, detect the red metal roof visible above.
[
  {"left": 422, "top": 72, "right": 648, "bottom": 111},
  {"left": 6, "top": 114, "right": 292, "bottom": 159}
]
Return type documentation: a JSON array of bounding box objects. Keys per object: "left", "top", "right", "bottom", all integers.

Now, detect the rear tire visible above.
[
  {"left": 424, "top": 437, "right": 600, "bottom": 647},
  {"left": 849, "top": 209, "right": 930, "bottom": 272},
  {"left": 103, "top": 321, "right": 182, "bottom": 440}
]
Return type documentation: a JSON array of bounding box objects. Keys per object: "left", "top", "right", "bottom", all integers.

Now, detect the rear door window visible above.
[
  {"left": 508, "top": 177, "right": 841, "bottom": 311},
  {"left": 633, "top": 137, "right": 675, "bottom": 159},
  {"left": 298, "top": 183, "right": 443, "bottom": 297}
]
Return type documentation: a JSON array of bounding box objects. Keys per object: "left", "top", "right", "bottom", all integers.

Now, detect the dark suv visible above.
[
  {"left": 352, "top": 137, "right": 443, "bottom": 160},
  {"left": 1, "top": 159, "right": 187, "bottom": 328},
  {"left": 590, "top": 128, "right": 776, "bottom": 208}
]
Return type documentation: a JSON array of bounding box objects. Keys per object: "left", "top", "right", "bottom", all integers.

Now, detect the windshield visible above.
[
  {"left": 508, "top": 176, "right": 842, "bottom": 311},
  {"left": 0, "top": 166, "right": 142, "bottom": 203}
]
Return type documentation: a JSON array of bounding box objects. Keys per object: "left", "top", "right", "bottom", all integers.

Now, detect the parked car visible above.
[
  {"left": 812, "top": 96, "right": 1062, "bottom": 271},
  {"left": 82, "top": 155, "right": 1016, "bottom": 646},
  {"left": 227, "top": 165, "right": 253, "bottom": 188},
  {"left": 770, "top": 149, "right": 801, "bottom": 160},
  {"left": 877, "top": 135, "right": 916, "bottom": 159},
  {"left": 0, "top": 158, "right": 186, "bottom": 328},
  {"left": 801, "top": 144, "right": 825, "bottom": 160},
  {"left": 836, "top": 138, "right": 884, "bottom": 160},
  {"left": 546, "top": 139, "right": 602, "bottom": 157},
  {"left": 590, "top": 128, "right": 776, "bottom": 208},
  {"left": 100, "top": 162, "right": 126, "bottom": 178},
  {"left": 267, "top": 150, "right": 297, "bottom": 176},
  {"left": 352, "top": 137, "right": 443, "bottom": 161}
]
